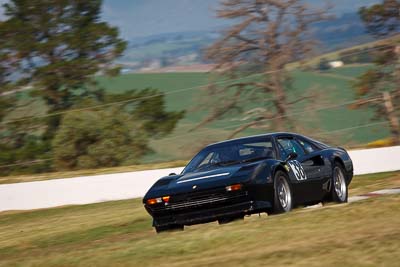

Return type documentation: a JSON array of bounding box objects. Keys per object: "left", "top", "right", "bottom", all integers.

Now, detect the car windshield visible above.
[{"left": 182, "top": 137, "right": 275, "bottom": 174}]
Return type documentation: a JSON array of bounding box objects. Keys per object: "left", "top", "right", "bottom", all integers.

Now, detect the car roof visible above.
[
  {"left": 207, "top": 132, "right": 298, "bottom": 147},
  {"left": 206, "top": 132, "right": 330, "bottom": 150}
]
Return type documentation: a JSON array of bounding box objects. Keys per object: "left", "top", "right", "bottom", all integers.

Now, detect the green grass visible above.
[
  {"left": 327, "top": 64, "right": 373, "bottom": 78},
  {"left": 97, "top": 68, "right": 389, "bottom": 162},
  {"left": 0, "top": 173, "right": 399, "bottom": 266}
]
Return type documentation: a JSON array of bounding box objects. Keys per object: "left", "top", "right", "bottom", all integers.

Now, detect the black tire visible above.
[
  {"left": 271, "top": 170, "right": 293, "bottom": 214},
  {"left": 331, "top": 162, "right": 348, "bottom": 203},
  {"left": 155, "top": 224, "right": 184, "bottom": 233}
]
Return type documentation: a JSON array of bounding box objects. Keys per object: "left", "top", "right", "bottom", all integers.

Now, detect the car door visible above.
[
  {"left": 295, "top": 136, "right": 329, "bottom": 201},
  {"left": 276, "top": 136, "right": 322, "bottom": 203},
  {"left": 276, "top": 136, "right": 308, "bottom": 203}
]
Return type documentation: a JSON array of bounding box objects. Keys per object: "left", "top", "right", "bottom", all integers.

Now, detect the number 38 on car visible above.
[{"left": 143, "top": 132, "right": 353, "bottom": 233}]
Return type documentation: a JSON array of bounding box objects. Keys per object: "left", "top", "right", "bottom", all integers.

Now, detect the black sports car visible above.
[{"left": 143, "top": 132, "right": 353, "bottom": 233}]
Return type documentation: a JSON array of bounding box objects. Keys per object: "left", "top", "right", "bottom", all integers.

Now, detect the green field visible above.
[
  {"left": 97, "top": 65, "right": 388, "bottom": 162},
  {"left": 0, "top": 172, "right": 399, "bottom": 267},
  {"left": 8, "top": 64, "right": 389, "bottom": 164}
]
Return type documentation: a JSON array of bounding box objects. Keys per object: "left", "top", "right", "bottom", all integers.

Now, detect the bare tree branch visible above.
[
  {"left": 227, "top": 121, "right": 259, "bottom": 139},
  {"left": 196, "top": 0, "right": 329, "bottom": 137}
]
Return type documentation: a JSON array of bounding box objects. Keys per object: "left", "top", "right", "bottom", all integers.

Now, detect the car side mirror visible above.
[
  {"left": 285, "top": 152, "right": 298, "bottom": 162},
  {"left": 169, "top": 173, "right": 177, "bottom": 176}
]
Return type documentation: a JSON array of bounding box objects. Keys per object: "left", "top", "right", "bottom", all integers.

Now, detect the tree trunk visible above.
[{"left": 383, "top": 91, "right": 400, "bottom": 145}]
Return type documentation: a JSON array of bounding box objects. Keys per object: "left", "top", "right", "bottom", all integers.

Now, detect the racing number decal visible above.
[{"left": 287, "top": 160, "right": 307, "bottom": 181}]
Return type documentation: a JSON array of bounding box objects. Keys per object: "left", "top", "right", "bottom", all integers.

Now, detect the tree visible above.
[
  {"left": 53, "top": 109, "right": 144, "bottom": 170},
  {"left": 0, "top": 0, "right": 126, "bottom": 136},
  {"left": 52, "top": 89, "right": 184, "bottom": 170},
  {"left": 359, "top": 0, "right": 400, "bottom": 36},
  {"left": 354, "top": 0, "right": 400, "bottom": 144},
  {"left": 193, "top": 0, "right": 329, "bottom": 137}
]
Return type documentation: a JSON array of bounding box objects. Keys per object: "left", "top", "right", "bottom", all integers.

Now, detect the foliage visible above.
[
  {"left": 0, "top": 1, "right": 185, "bottom": 174},
  {"left": 53, "top": 110, "right": 144, "bottom": 169},
  {"left": 0, "top": 135, "right": 52, "bottom": 175},
  {"left": 0, "top": 96, "right": 14, "bottom": 121},
  {"left": 52, "top": 89, "right": 184, "bottom": 170},
  {"left": 101, "top": 88, "right": 185, "bottom": 138},
  {"left": 354, "top": 0, "right": 400, "bottom": 143},
  {"left": 0, "top": 0, "right": 127, "bottom": 146},
  {"left": 359, "top": 0, "right": 400, "bottom": 37},
  {"left": 0, "top": 0, "right": 126, "bottom": 111}
]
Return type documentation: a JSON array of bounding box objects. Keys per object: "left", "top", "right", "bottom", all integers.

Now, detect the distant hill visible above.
[
  {"left": 119, "top": 30, "right": 218, "bottom": 69},
  {"left": 118, "top": 12, "right": 379, "bottom": 71},
  {"left": 311, "top": 12, "right": 375, "bottom": 51},
  {"left": 1, "top": 0, "right": 382, "bottom": 71}
]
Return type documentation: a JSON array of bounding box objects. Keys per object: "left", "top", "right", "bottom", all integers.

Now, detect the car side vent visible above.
[{"left": 154, "top": 179, "right": 173, "bottom": 187}]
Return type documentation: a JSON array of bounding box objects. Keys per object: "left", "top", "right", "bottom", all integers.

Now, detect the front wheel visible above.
[
  {"left": 272, "top": 170, "right": 293, "bottom": 214},
  {"left": 331, "top": 163, "right": 348, "bottom": 203}
]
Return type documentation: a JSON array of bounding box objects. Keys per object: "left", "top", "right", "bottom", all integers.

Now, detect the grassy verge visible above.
[
  {"left": 0, "top": 174, "right": 399, "bottom": 266},
  {"left": 0, "top": 160, "right": 187, "bottom": 185},
  {"left": 349, "top": 171, "right": 400, "bottom": 196}
]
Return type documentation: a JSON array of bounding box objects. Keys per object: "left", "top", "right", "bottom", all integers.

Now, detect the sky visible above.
[
  {"left": 0, "top": 0, "right": 6, "bottom": 20},
  {"left": 1, "top": 0, "right": 381, "bottom": 39},
  {"left": 101, "top": 0, "right": 230, "bottom": 39},
  {"left": 102, "top": 0, "right": 381, "bottom": 39}
]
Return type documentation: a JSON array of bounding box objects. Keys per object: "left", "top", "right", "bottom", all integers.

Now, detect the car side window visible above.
[
  {"left": 297, "top": 138, "right": 318, "bottom": 154},
  {"left": 197, "top": 152, "right": 215, "bottom": 168},
  {"left": 239, "top": 141, "right": 275, "bottom": 160},
  {"left": 277, "top": 138, "right": 305, "bottom": 160}
]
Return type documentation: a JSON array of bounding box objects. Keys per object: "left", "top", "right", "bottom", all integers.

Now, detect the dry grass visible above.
[
  {"left": 0, "top": 173, "right": 399, "bottom": 267},
  {"left": 349, "top": 171, "right": 400, "bottom": 196}
]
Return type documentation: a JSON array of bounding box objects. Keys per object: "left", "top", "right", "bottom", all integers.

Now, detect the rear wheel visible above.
[
  {"left": 155, "top": 224, "right": 184, "bottom": 233},
  {"left": 331, "top": 163, "right": 348, "bottom": 203},
  {"left": 271, "top": 170, "right": 293, "bottom": 214}
]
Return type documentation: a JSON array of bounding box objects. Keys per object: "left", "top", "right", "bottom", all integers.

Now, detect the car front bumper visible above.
[
  {"left": 154, "top": 200, "right": 254, "bottom": 226},
  {"left": 144, "top": 186, "right": 274, "bottom": 227}
]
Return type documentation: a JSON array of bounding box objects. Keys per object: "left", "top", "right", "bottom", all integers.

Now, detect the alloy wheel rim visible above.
[
  {"left": 334, "top": 167, "right": 347, "bottom": 201},
  {"left": 278, "top": 176, "right": 291, "bottom": 210}
]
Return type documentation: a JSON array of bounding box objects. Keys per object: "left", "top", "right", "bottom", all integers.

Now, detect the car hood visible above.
[
  {"left": 144, "top": 162, "right": 269, "bottom": 200},
  {"left": 170, "top": 166, "right": 242, "bottom": 189}
]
